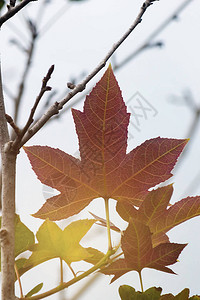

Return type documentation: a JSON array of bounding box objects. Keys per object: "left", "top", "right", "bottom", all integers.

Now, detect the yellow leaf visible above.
[{"left": 25, "top": 219, "right": 96, "bottom": 268}]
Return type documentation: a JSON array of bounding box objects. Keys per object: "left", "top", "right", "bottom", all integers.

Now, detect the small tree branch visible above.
[
  {"left": 24, "top": 249, "right": 114, "bottom": 300},
  {"left": 13, "top": 20, "right": 38, "bottom": 129},
  {"left": 17, "top": 0, "right": 158, "bottom": 148},
  {"left": 0, "top": 0, "right": 37, "bottom": 27},
  {"left": 46, "top": 0, "right": 195, "bottom": 118},
  {"left": 5, "top": 114, "right": 21, "bottom": 136},
  {"left": 9, "top": 0, "right": 17, "bottom": 8},
  {"left": 39, "top": 1, "right": 71, "bottom": 37},
  {"left": 115, "top": 0, "right": 194, "bottom": 71},
  {"left": 21, "top": 65, "right": 54, "bottom": 133},
  {"left": 12, "top": 65, "right": 54, "bottom": 149},
  {"left": 0, "top": 70, "right": 10, "bottom": 146}
]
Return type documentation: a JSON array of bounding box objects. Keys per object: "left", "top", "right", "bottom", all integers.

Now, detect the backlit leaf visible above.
[
  {"left": 89, "top": 211, "right": 121, "bottom": 232},
  {"left": 119, "top": 285, "right": 162, "bottom": 300},
  {"left": 24, "top": 66, "right": 187, "bottom": 220},
  {"left": 160, "top": 288, "right": 189, "bottom": 299},
  {"left": 117, "top": 185, "right": 200, "bottom": 246},
  {"left": 119, "top": 287, "right": 199, "bottom": 300},
  {"left": 24, "top": 219, "right": 95, "bottom": 269},
  {"left": 14, "top": 215, "right": 35, "bottom": 257},
  {"left": 0, "top": 215, "right": 34, "bottom": 271},
  {"left": 25, "top": 283, "right": 43, "bottom": 298},
  {"left": 84, "top": 247, "right": 105, "bottom": 265},
  {"left": 102, "top": 219, "right": 186, "bottom": 282}
]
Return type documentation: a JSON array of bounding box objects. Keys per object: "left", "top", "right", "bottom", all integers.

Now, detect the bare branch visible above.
[
  {"left": 0, "top": 72, "right": 10, "bottom": 147},
  {"left": 5, "top": 114, "right": 21, "bottom": 136},
  {"left": 169, "top": 91, "right": 200, "bottom": 174},
  {"left": 18, "top": 0, "right": 159, "bottom": 148},
  {"left": 12, "top": 65, "right": 54, "bottom": 149},
  {"left": 115, "top": 0, "right": 194, "bottom": 71},
  {"left": 46, "top": 0, "right": 194, "bottom": 120},
  {"left": 13, "top": 19, "right": 38, "bottom": 128},
  {"left": 9, "top": 0, "right": 16, "bottom": 8},
  {"left": 0, "top": 0, "right": 38, "bottom": 27},
  {"left": 39, "top": 1, "right": 71, "bottom": 37}
]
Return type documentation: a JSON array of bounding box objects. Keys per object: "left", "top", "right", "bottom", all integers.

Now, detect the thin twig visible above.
[
  {"left": 2, "top": 84, "right": 15, "bottom": 100},
  {"left": 24, "top": 249, "right": 115, "bottom": 300},
  {"left": 12, "top": 65, "right": 54, "bottom": 149},
  {"left": 0, "top": 70, "right": 10, "bottom": 146},
  {"left": 0, "top": 0, "right": 37, "bottom": 27},
  {"left": 39, "top": 1, "right": 71, "bottom": 37},
  {"left": 9, "top": 0, "right": 17, "bottom": 8},
  {"left": 6, "top": 21, "right": 28, "bottom": 43},
  {"left": 171, "top": 92, "right": 200, "bottom": 173},
  {"left": 5, "top": 114, "right": 21, "bottom": 136},
  {"left": 70, "top": 273, "right": 100, "bottom": 300},
  {"left": 13, "top": 19, "right": 38, "bottom": 128},
  {"left": 17, "top": 0, "right": 159, "bottom": 148},
  {"left": 14, "top": 263, "right": 24, "bottom": 298},
  {"left": 35, "top": 0, "right": 49, "bottom": 29},
  {"left": 50, "top": 0, "right": 195, "bottom": 117},
  {"left": 114, "top": 0, "right": 195, "bottom": 71}
]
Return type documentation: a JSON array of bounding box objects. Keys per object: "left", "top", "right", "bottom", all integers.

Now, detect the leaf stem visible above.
[
  {"left": 15, "top": 263, "right": 24, "bottom": 298},
  {"left": 23, "top": 249, "right": 114, "bottom": 300},
  {"left": 68, "top": 263, "right": 76, "bottom": 278},
  {"left": 138, "top": 271, "right": 144, "bottom": 292},
  {"left": 111, "top": 251, "right": 123, "bottom": 261},
  {"left": 60, "top": 258, "right": 63, "bottom": 285},
  {"left": 104, "top": 198, "right": 112, "bottom": 251}
]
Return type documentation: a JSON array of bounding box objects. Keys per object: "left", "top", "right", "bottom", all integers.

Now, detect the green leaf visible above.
[
  {"left": 25, "top": 219, "right": 96, "bottom": 269},
  {"left": 25, "top": 283, "right": 43, "bottom": 298},
  {"left": 84, "top": 247, "right": 105, "bottom": 265},
  {"left": 160, "top": 288, "right": 190, "bottom": 299},
  {"left": 15, "top": 258, "right": 27, "bottom": 269},
  {"left": 160, "top": 295, "right": 174, "bottom": 300},
  {"left": 119, "top": 285, "right": 162, "bottom": 300},
  {"left": 0, "top": 215, "right": 35, "bottom": 271},
  {"left": 14, "top": 215, "right": 35, "bottom": 257},
  {"left": 173, "top": 289, "right": 189, "bottom": 300}
]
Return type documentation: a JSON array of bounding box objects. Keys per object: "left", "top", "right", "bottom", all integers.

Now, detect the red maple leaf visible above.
[
  {"left": 24, "top": 66, "right": 188, "bottom": 220},
  {"left": 102, "top": 218, "right": 187, "bottom": 282},
  {"left": 117, "top": 184, "right": 200, "bottom": 246}
]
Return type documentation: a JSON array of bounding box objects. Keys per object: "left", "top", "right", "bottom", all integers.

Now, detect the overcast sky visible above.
[{"left": 1, "top": 0, "right": 200, "bottom": 299}]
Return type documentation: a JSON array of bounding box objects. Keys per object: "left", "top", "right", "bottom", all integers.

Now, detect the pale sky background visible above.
[{"left": 1, "top": 0, "right": 200, "bottom": 299}]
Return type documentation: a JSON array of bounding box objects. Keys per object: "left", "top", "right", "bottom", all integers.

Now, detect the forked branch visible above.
[
  {"left": 16, "top": 0, "right": 159, "bottom": 149},
  {"left": 0, "top": 0, "right": 37, "bottom": 27},
  {"left": 12, "top": 65, "right": 54, "bottom": 150}
]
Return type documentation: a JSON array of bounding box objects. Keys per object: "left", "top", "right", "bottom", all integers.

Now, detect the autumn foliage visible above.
[{"left": 9, "top": 65, "right": 200, "bottom": 298}]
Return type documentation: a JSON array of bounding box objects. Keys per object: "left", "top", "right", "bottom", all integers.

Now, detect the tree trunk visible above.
[
  {"left": 0, "top": 65, "right": 16, "bottom": 300},
  {"left": 1, "top": 150, "right": 16, "bottom": 300}
]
